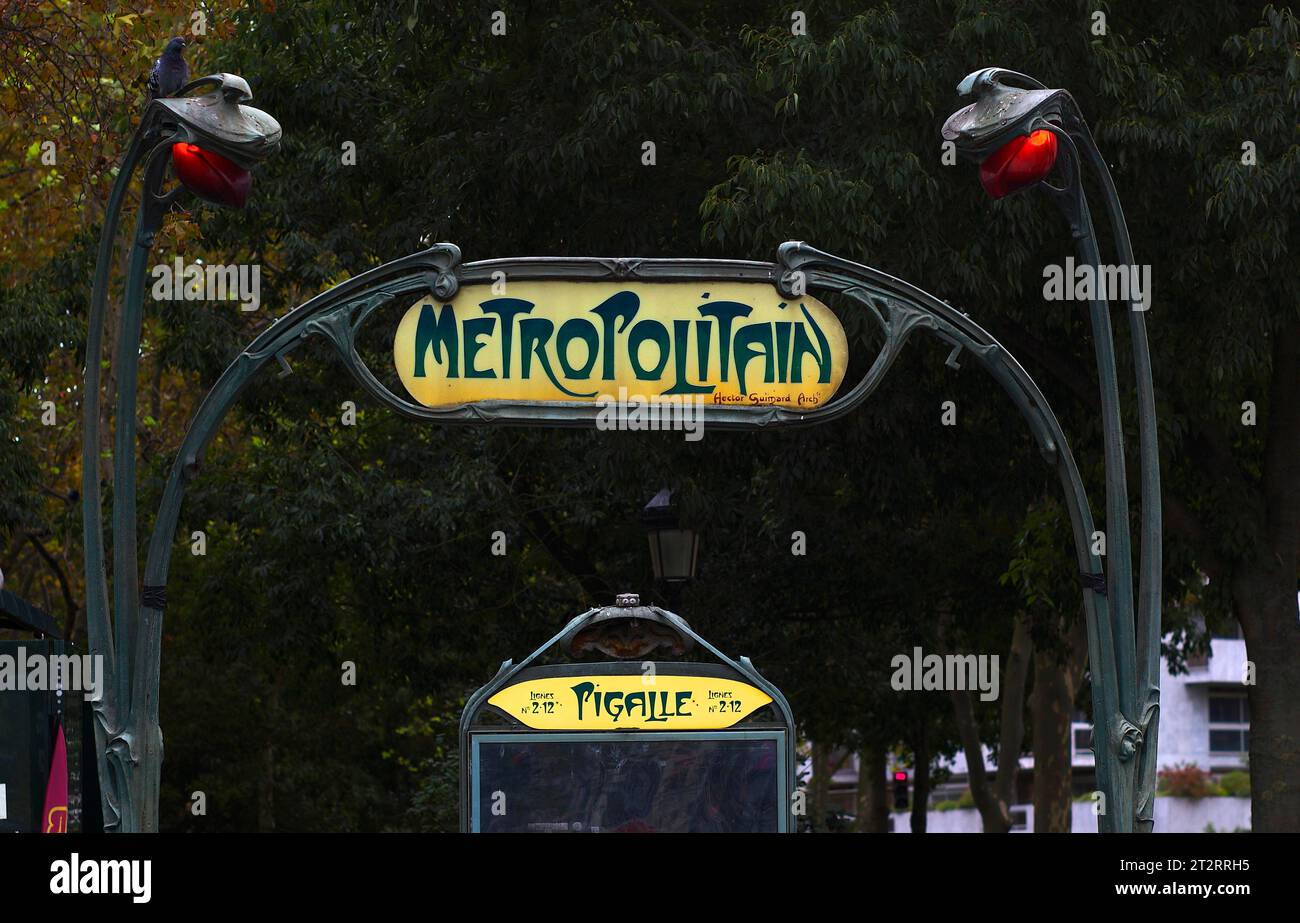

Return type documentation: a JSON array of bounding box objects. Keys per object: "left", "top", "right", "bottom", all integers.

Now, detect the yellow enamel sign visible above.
[
  {"left": 488, "top": 674, "right": 773, "bottom": 730},
  {"left": 393, "top": 280, "right": 847, "bottom": 409}
]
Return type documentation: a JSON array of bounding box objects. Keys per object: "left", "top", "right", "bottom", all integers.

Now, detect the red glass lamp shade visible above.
[
  {"left": 978, "top": 129, "right": 1058, "bottom": 199},
  {"left": 171, "top": 143, "right": 252, "bottom": 207}
]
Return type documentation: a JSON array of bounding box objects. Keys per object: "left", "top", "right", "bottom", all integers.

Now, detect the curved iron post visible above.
[
  {"left": 781, "top": 242, "right": 1126, "bottom": 830},
  {"left": 136, "top": 239, "right": 1121, "bottom": 830},
  {"left": 1040, "top": 129, "right": 1144, "bottom": 829},
  {"left": 111, "top": 141, "right": 175, "bottom": 713},
  {"left": 82, "top": 105, "right": 173, "bottom": 833},
  {"left": 1042, "top": 129, "right": 1140, "bottom": 689},
  {"left": 1067, "top": 123, "right": 1163, "bottom": 835},
  {"left": 111, "top": 139, "right": 185, "bottom": 835},
  {"left": 82, "top": 75, "right": 280, "bottom": 831},
  {"left": 943, "top": 67, "right": 1163, "bottom": 832}
]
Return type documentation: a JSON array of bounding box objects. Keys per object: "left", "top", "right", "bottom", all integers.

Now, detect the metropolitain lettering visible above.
[{"left": 409, "top": 290, "right": 834, "bottom": 397}]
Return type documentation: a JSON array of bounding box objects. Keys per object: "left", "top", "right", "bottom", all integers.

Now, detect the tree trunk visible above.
[
  {"left": 1032, "top": 617, "right": 1088, "bottom": 832},
  {"left": 950, "top": 686, "right": 1009, "bottom": 833},
  {"left": 257, "top": 737, "right": 276, "bottom": 833},
  {"left": 1235, "top": 566, "right": 1300, "bottom": 832},
  {"left": 1238, "top": 318, "right": 1300, "bottom": 832},
  {"left": 855, "top": 743, "right": 888, "bottom": 832},
  {"left": 1032, "top": 651, "right": 1076, "bottom": 832},
  {"left": 258, "top": 681, "right": 279, "bottom": 833},
  {"left": 909, "top": 727, "right": 929, "bottom": 834},
  {"left": 994, "top": 617, "right": 1033, "bottom": 811},
  {"left": 948, "top": 616, "right": 1033, "bottom": 832},
  {"left": 809, "top": 743, "right": 829, "bottom": 832}
]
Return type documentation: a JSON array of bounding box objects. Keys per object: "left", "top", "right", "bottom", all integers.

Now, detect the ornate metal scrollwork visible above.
[
  {"left": 252, "top": 239, "right": 1065, "bottom": 435},
  {"left": 1116, "top": 714, "right": 1145, "bottom": 761}
]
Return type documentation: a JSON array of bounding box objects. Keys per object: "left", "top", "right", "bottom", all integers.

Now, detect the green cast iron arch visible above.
[{"left": 129, "top": 240, "right": 1131, "bottom": 831}]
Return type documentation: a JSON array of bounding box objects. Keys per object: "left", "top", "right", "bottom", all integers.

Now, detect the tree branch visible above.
[
  {"left": 992, "top": 323, "right": 1099, "bottom": 413},
  {"left": 520, "top": 508, "right": 612, "bottom": 603},
  {"left": 645, "top": 0, "right": 705, "bottom": 49},
  {"left": 25, "top": 533, "right": 79, "bottom": 642},
  {"left": 1262, "top": 317, "right": 1300, "bottom": 561},
  {"left": 1163, "top": 490, "right": 1228, "bottom": 580},
  {"left": 994, "top": 616, "right": 1033, "bottom": 809},
  {"left": 948, "top": 686, "right": 1011, "bottom": 831},
  {"left": 939, "top": 609, "right": 1018, "bottom": 832}
]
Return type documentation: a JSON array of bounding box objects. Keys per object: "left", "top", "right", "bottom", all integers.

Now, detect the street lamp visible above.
[
  {"left": 170, "top": 143, "right": 252, "bottom": 207},
  {"left": 81, "top": 72, "right": 280, "bottom": 833},
  {"left": 976, "top": 128, "right": 1057, "bottom": 199},
  {"left": 942, "top": 67, "right": 1162, "bottom": 833},
  {"left": 642, "top": 488, "right": 699, "bottom": 609}
]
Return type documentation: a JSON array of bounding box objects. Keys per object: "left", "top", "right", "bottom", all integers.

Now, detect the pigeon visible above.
[{"left": 147, "top": 37, "right": 189, "bottom": 99}]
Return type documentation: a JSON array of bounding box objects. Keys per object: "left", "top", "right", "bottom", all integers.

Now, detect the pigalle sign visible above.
[
  {"left": 487, "top": 674, "right": 773, "bottom": 731},
  {"left": 393, "top": 280, "right": 847, "bottom": 409}
]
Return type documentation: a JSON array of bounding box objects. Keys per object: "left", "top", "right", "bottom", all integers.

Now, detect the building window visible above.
[
  {"left": 1208, "top": 692, "right": 1250, "bottom": 753},
  {"left": 1072, "top": 726, "right": 1093, "bottom": 754}
]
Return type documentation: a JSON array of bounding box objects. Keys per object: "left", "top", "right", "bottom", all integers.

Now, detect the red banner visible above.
[{"left": 41, "top": 723, "right": 67, "bottom": 833}]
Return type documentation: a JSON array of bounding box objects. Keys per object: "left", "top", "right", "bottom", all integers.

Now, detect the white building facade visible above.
[{"left": 813, "top": 630, "right": 1254, "bottom": 832}]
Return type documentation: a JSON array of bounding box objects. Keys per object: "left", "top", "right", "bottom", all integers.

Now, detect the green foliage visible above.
[
  {"left": 1158, "top": 762, "right": 1221, "bottom": 798},
  {"left": 0, "top": 231, "right": 90, "bottom": 533},
  {"left": 1219, "top": 770, "right": 1251, "bottom": 798},
  {"left": 934, "top": 789, "right": 975, "bottom": 811}
]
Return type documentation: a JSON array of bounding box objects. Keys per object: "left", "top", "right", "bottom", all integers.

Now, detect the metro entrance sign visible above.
[
  {"left": 393, "top": 280, "right": 848, "bottom": 408},
  {"left": 488, "top": 673, "right": 773, "bottom": 731},
  {"left": 461, "top": 601, "right": 796, "bottom": 833},
  {"left": 83, "top": 66, "right": 1161, "bottom": 833}
]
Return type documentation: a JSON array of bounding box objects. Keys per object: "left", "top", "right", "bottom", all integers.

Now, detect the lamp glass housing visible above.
[
  {"left": 171, "top": 142, "right": 252, "bottom": 208},
  {"left": 978, "top": 129, "right": 1058, "bottom": 199},
  {"left": 647, "top": 528, "right": 699, "bottom": 583}
]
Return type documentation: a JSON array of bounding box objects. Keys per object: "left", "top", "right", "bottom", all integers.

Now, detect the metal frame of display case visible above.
[{"left": 459, "top": 604, "right": 797, "bottom": 832}]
